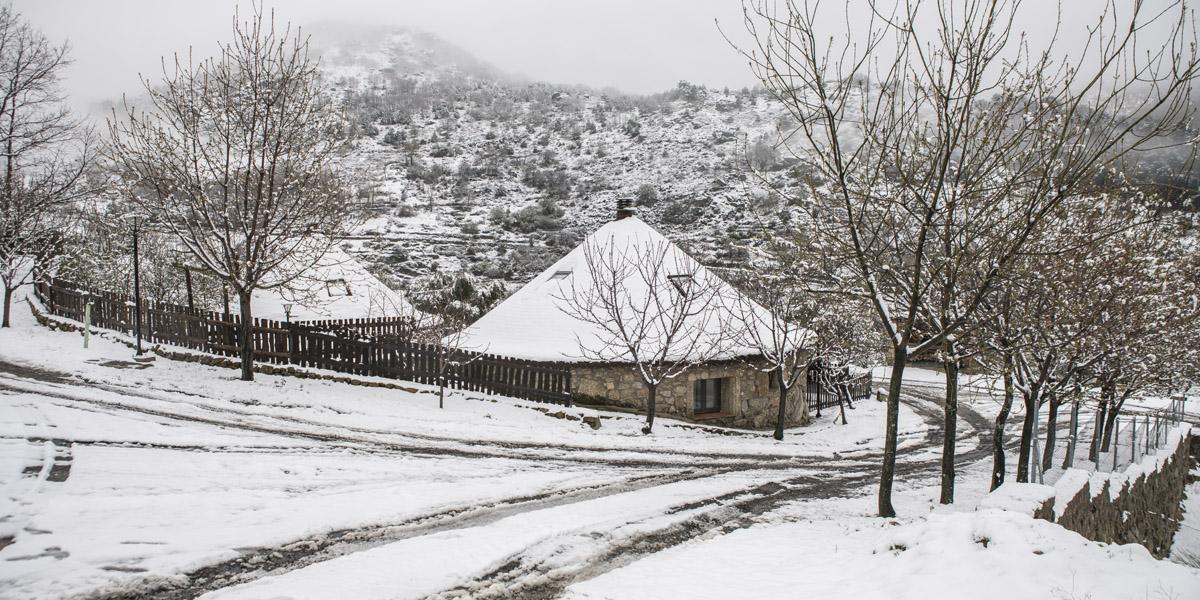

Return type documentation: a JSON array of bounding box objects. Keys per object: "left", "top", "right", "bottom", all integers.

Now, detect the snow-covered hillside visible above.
[{"left": 311, "top": 27, "right": 796, "bottom": 296}]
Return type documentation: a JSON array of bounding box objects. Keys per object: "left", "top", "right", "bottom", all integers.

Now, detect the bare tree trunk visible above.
[
  {"left": 1, "top": 285, "right": 11, "bottom": 328},
  {"left": 1062, "top": 400, "right": 1080, "bottom": 469},
  {"left": 642, "top": 382, "right": 657, "bottom": 434},
  {"left": 1100, "top": 405, "right": 1120, "bottom": 452},
  {"left": 237, "top": 290, "right": 254, "bottom": 382},
  {"left": 836, "top": 383, "right": 849, "bottom": 425},
  {"left": 1016, "top": 388, "right": 1039, "bottom": 483},
  {"left": 773, "top": 369, "right": 787, "bottom": 441},
  {"left": 940, "top": 356, "right": 959, "bottom": 504},
  {"left": 1090, "top": 399, "right": 1108, "bottom": 460},
  {"left": 1041, "top": 392, "right": 1060, "bottom": 474},
  {"left": 990, "top": 354, "right": 1015, "bottom": 491},
  {"left": 879, "top": 350, "right": 907, "bottom": 518}
]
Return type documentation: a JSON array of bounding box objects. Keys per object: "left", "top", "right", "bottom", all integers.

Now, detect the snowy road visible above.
[{"left": 0, "top": 299, "right": 991, "bottom": 599}]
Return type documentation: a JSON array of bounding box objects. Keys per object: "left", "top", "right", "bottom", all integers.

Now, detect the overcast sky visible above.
[{"left": 12, "top": 0, "right": 1193, "bottom": 115}]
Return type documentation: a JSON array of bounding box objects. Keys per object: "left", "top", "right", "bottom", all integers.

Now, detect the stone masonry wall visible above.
[
  {"left": 570, "top": 360, "right": 809, "bottom": 429},
  {"left": 983, "top": 427, "right": 1194, "bottom": 559},
  {"left": 1053, "top": 431, "right": 1193, "bottom": 558}
]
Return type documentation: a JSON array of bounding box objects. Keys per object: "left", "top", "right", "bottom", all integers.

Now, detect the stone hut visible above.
[{"left": 458, "top": 206, "right": 809, "bottom": 429}]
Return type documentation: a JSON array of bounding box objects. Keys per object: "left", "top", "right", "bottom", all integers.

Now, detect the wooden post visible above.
[
  {"left": 83, "top": 300, "right": 92, "bottom": 348},
  {"left": 184, "top": 268, "right": 194, "bottom": 310}
]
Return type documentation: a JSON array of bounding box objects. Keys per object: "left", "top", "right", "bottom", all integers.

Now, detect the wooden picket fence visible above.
[
  {"left": 297, "top": 316, "right": 417, "bottom": 340},
  {"left": 32, "top": 274, "right": 572, "bottom": 405}
]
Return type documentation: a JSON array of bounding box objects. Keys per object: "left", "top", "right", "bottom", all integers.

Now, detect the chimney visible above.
[{"left": 615, "top": 197, "right": 635, "bottom": 221}]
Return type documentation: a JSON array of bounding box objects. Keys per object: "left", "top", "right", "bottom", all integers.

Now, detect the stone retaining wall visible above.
[{"left": 982, "top": 425, "right": 1194, "bottom": 559}]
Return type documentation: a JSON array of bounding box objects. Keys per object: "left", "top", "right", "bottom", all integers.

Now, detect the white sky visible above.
[{"left": 12, "top": 0, "right": 1194, "bottom": 115}]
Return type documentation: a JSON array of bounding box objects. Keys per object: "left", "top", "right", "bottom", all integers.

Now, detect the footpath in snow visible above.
[
  {"left": 0, "top": 284, "right": 920, "bottom": 598},
  {"left": 2, "top": 283, "right": 1197, "bottom": 599}
]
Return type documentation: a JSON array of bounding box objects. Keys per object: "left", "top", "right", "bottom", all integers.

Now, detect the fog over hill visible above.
[{"left": 314, "top": 26, "right": 800, "bottom": 308}]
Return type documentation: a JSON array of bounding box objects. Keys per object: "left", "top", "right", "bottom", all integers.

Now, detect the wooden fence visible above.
[
  {"left": 32, "top": 275, "right": 572, "bottom": 405},
  {"left": 297, "top": 316, "right": 418, "bottom": 340}
]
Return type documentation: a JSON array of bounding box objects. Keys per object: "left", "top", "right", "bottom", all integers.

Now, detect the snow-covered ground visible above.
[
  {"left": 564, "top": 497, "right": 1200, "bottom": 600},
  {"left": 0, "top": 286, "right": 926, "bottom": 598},
  {"left": 2, "top": 284, "right": 1198, "bottom": 599}
]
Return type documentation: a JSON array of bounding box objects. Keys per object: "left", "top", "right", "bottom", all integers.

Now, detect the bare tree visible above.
[
  {"left": 108, "top": 8, "right": 356, "bottom": 380},
  {"left": 728, "top": 254, "right": 883, "bottom": 439},
  {"left": 733, "top": 0, "right": 1198, "bottom": 516},
  {"left": 726, "top": 268, "right": 817, "bottom": 440},
  {"left": 0, "top": 5, "right": 93, "bottom": 327},
  {"left": 1087, "top": 214, "right": 1200, "bottom": 458},
  {"left": 809, "top": 298, "right": 885, "bottom": 426},
  {"left": 556, "top": 234, "right": 726, "bottom": 434}
]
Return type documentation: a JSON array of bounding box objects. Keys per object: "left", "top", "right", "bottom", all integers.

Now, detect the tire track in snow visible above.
[
  {"left": 91, "top": 468, "right": 721, "bottom": 600},
  {"left": 1, "top": 357, "right": 962, "bottom": 599},
  {"left": 432, "top": 393, "right": 994, "bottom": 599},
  {"left": 0, "top": 400, "right": 74, "bottom": 564},
  {"left": 0, "top": 359, "right": 876, "bottom": 471}
]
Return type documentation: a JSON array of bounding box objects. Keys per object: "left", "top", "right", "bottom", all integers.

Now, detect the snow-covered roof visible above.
[
  {"left": 241, "top": 245, "right": 419, "bottom": 322},
  {"left": 458, "top": 216, "right": 773, "bottom": 362}
]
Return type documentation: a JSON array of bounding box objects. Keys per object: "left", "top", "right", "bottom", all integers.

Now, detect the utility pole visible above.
[
  {"left": 132, "top": 217, "right": 144, "bottom": 357},
  {"left": 83, "top": 296, "right": 92, "bottom": 349},
  {"left": 184, "top": 267, "right": 194, "bottom": 310}
]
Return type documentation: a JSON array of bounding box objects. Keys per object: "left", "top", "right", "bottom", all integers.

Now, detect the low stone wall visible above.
[
  {"left": 982, "top": 425, "right": 1194, "bottom": 559},
  {"left": 571, "top": 360, "right": 809, "bottom": 429}
]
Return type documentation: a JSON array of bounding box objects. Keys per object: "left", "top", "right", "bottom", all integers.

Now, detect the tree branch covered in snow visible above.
[
  {"left": 0, "top": 4, "right": 95, "bottom": 327},
  {"left": 732, "top": 0, "right": 1199, "bottom": 516},
  {"left": 555, "top": 234, "right": 728, "bottom": 434},
  {"left": 107, "top": 7, "right": 359, "bottom": 380}
]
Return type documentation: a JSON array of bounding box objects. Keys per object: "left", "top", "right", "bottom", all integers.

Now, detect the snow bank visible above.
[
  {"left": 978, "top": 424, "right": 1194, "bottom": 559},
  {"left": 565, "top": 510, "right": 1200, "bottom": 600},
  {"left": 977, "top": 482, "right": 1053, "bottom": 517}
]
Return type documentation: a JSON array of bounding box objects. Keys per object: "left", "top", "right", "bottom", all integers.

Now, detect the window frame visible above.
[
  {"left": 693, "top": 377, "right": 724, "bottom": 414},
  {"left": 667, "top": 273, "right": 694, "bottom": 295},
  {"left": 325, "top": 278, "right": 351, "bottom": 297}
]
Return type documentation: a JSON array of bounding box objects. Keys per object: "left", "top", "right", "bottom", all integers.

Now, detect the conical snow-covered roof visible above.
[
  {"left": 239, "top": 245, "right": 421, "bottom": 322},
  {"left": 458, "top": 216, "right": 772, "bottom": 362}
]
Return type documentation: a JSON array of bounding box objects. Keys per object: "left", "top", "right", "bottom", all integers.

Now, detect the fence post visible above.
[
  {"left": 83, "top": 299, "right": 92, "bottom": 349},
  {"left": 1144, "top": 414, "right": 1150, "bottom": 454},
  {"left": 1112, "top": 418, "right": 1120, "bottom": 471},
  {"left": 566, "top": 368, "right": 573, "bottom": 407},
  {"left": 1030, "top": 399, "right": 1042, "bottom": 484},
  {"left": 1131, "top": 416, "right": 1138, "bottom": 463}
]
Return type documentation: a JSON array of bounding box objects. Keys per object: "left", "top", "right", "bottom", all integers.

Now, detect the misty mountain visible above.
[{"left": 311, "top": 26, "right": 798, "bottom": 300}]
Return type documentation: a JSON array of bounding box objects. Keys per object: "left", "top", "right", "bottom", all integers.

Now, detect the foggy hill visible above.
[{"left": 311, "top": 26, "right": 800, "bottom": 301}]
